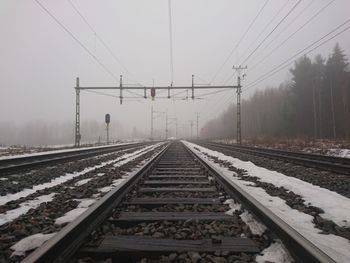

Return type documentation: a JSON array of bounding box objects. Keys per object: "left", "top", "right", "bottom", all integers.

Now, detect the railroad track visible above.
[
  {"left": 0, "top": 142, "right": 153, "bottom": 174},
  {"left": 22, "top": 141, "right": 333, "bottom": 263},
  {"left": 200, "top": 142, "right": 350, "bottom": 175}
]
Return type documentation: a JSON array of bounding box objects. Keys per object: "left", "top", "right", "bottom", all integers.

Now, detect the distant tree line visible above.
[
  {"left": 202, "top": 44, "right": 350, "bottom": 140},
  {"left": 0, "top": 120, "right": 126, "bottom": 146}
]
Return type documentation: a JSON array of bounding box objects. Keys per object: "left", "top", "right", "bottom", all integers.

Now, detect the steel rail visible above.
[
  {"left": 184, "top": 143, "right": 335, "bottom": 263},
  {"left": 22, "top": 142, "right": 170, "bottom": 263},
  {"left": 202, "top": 142, "right": 350, "bottom": 175},
  {"left": 0, "top": 142, "right": 155, "bottom": 174}
]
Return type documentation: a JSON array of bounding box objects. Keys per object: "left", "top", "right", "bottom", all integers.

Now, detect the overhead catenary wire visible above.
[
  {"left": 201, "top": 92, "right": 235, "bottom": 122},
  {"left": 35, "top": 0, "right": 143, "bottom": 101},
  {"left": 246, "top": 0, "right": 316, "bottom": 68},
  {"left": 34, "top": 0, "right": 122, "bottom": 83},
  {"left": 66, "top": 0, "right": 143, "bottom": 87},
  {"left": 168, "top": 0, "right": 174, "bottom": 86},
  {"left": 244, "top": 20, "right": 350, "bottom": 91},
  {"left": 240, "top": 0, "right": 302, "bottom": 66},
  {"left": 238, "top": 0, "right": 290, "bottom": 64},
  {"left": 210, "top": 0, "right": 270, "bottom": 84},
  {"left": 248, "top": 0, "right": 335, "bottom": 74}
]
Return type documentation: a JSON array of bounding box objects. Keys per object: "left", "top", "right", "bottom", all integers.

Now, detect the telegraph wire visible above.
[
  {"left": 66, "top": 0, "right": 143, "bottom": 87},
  {"left": 34, "top": 0, "right": 122, "bottom": 83},
  {"left": 35, "top": 0, "right": 143, "bottom": 101},
  {"left": 218, "top": 0, "right": 288, "bottom": 86},
  {"left": 168, "top": 0, "right": 174, "bottom": 86},
  {"left": 239, "top": 0, "right": 290, "bottom": 64},
  {"left": 240, "top": 0, "right": 302, "bottom": 65},
  {"left": 210, "top": 0, "right": 269, "bottom": 84},
  {"left": 247, "top": 0, "right": 316, "bottom": 67},
  {"left": 198, "top": 88, "right": 232, "bottom": 98},
  {"left": 248, "top": 0, "right": 335, "bottom": 73},
  {"left": 245, "top": 20, "right": 350, "bottom": 91}
]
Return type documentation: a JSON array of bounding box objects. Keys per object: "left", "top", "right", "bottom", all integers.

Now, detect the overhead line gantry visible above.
[{"left": 74, "top": 73, "right": 245, "bottom": 147}]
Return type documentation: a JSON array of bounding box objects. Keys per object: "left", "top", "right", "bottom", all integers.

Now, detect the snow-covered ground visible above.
[
  {"left": 213, "top": 139, "right": 350, "bottom": 159},
  {"left": 184, "top": 141, "right": 350, "bottom": 263},
  {"left": 8, "top": 142, "right": 166, "bottom": 257},
  {"left": 0, "top": 141, "right": 141, "bottom": 161},
  {"left": 0, "top": 143, "right": 164, "bottom": 225},
  {"left": 327, "top": 148, "right": 350, "bottom": 158}
]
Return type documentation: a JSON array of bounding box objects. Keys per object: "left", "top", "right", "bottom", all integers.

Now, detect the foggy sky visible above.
[{"left": 1, "top": 0, "right": 350, "bottom": 143}]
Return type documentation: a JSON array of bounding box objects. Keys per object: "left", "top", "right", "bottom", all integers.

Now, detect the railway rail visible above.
[
  {"left": 200, "top": 141, "right": 350, "bottom": 175},
  {"left": 20, "top": 141, "right": 334, "bottom": 263},
  {"left": 0, "top": 142, "right": 153, "bottom": 175}
]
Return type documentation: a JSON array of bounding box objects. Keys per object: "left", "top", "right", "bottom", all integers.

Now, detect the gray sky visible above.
[{"left": 1, "top": 0, "right": 349, "bottom": 139}]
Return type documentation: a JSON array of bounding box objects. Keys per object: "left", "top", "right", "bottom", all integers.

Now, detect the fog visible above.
[{"left": 1, "top": 0, "right": 349, "bottom": 145}]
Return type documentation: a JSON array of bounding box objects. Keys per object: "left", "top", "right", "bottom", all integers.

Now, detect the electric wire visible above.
[
  {"left": 36, "top": 0, "right": 144, "bottom": 101},
  {"left": 248, "top": 0, "right": 335, "bottom": 74},
  {"left": 246, "top": 0, "right": 316, "bottom": 68},
  {"left": 245, "top": 20, "right": 350, "bottom": 91},
  {"left": 201, "top": 92, "right": 235, "bottom": 122},
  {"left": 34, "top": 0, "right": 122, "bottom": 83},
  {"left": 240, "top": 0, "right": 302, "bottom": 66},
  {"left": 197, "top": 88, "right": 233, "bottom": 98},
  {"left": 239, "top": 0, "right": 290, "bottom": 64},
  {"left": 168, "top": 0, "right": 174, "bottom": 86},
  {"left": 66, "top": 0, "right": 143, "bottom": 86},
  {"left": 210, "top": 0, "right": 269, "bottom": 84}
]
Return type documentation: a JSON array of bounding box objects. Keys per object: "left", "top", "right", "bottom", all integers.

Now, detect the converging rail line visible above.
[
  {"left": 23, "top": 141, "right": 334, "bottom": 263},
  {"left": 201, "top": 142, "right": 350, "bottom": 175},
  {"left": 0, "top": 142, "right": 153, "bottom": 175}
]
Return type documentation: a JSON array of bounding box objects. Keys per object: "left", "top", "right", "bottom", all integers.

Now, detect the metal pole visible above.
[
  {"left": 120, "top": 75, "right": 123, "bottom": 104},
  {"left": 318, "top": 85, "right": 323, "bottom": 139},
  {"left": 151, "top": 106, "right": 154, "bottom": 141},
  {"left": 192, "top": 74, "right": 194, "bottom": 100},
  {"left": 233, "top": 65, "right": 246, "bottom": 145},
  {"left": 190, "top": 120, "right": 193, "bottom": 139},
  {"left": 330, "top": 78, "right": 336, "bottom": 139},
  {"left": 237, "top": 76, "right": 242, "bottom": 144},
  {"left": 312, "top": 79, "right": 317, "bottom": 140},
  {"left": 196, "top": 113, "right": 199, "bottom": 139},
  {"left": 75, "top": 77, "right": 81, "bottom": 147},
  {"left": 106, "top": 123, "right": 109, "bottom": 145},
  {"left": 165, "top": 112, "right": 168, "bottom": 140},
  {"left": 176, "top": 119, "right": 178, "bottom": 139}
]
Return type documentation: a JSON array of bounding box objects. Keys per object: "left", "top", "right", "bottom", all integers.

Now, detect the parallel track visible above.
[
  {"left": 22, "top": 141, "right": 334, "bottom": 263},
  {"left": 0, "top": 142, "right": 153, "bottom": 174},
  {"left": 201, "top": 142, "right": 350, "bottom": 175}
]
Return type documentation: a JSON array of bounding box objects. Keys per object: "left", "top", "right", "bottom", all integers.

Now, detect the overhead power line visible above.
[
  {"left": 66, "top": 0, "right": 143, "bottom": 86},
  {"left": 248, "top": 0, "right": 335, "bottom": 74},
  {"left": 240, "top": 0, "right": 302, "bottom": 65},
  {"left": 210, "top": 0, "right": 270, "bottom": 84},
  {"left": 168, "top": 0, "right": 174, "bottom": 86},
  {"left": 35, "top": 0, "right": 144, "bottom": 101},
  {"left": 245, "top": 19, "right": 350, "bottom": 91},
  {"left": 34, "top": 0, "right": 121, "bottom": 82},
  {"left": 239, "top": 0, "right": 290, "bottom": 63}
]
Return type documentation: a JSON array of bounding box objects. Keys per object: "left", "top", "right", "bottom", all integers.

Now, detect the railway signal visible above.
[{"left": 105, "top": 113, "right": 110, "bottom": 145}]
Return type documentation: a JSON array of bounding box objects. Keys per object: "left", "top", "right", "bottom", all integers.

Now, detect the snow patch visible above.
[
  {"left": 0, "top": 193, "right": 56, "bottom": 226},
  {"left": 74, "top": 178, "right": 93, "bottom": 186},
  {"left": 10, "top": 233, "right": 56, "bottom": 257},
  {"left": 240, "top": 211, "right": 267, "bottom": 235},
  {"left": 184, "top": 141, "right": 350, "bottom": 263},
  {"left": 327, "top": 148, "right": 350, "bottom": 159},
  {"left": 0, "top": 144, "right": 160, "bottom": 206},
  {"left": 185, "top": 142, "right": 350, "bottom": 228},
  {"left": 55, "top": 198, "right": 95, "bottom": 225},
  {"left": 224, "top": 199, "right": 242, "bottom": 215},
  {"left": 256, "top": 240, "right": 293, "bottom": 263}
]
